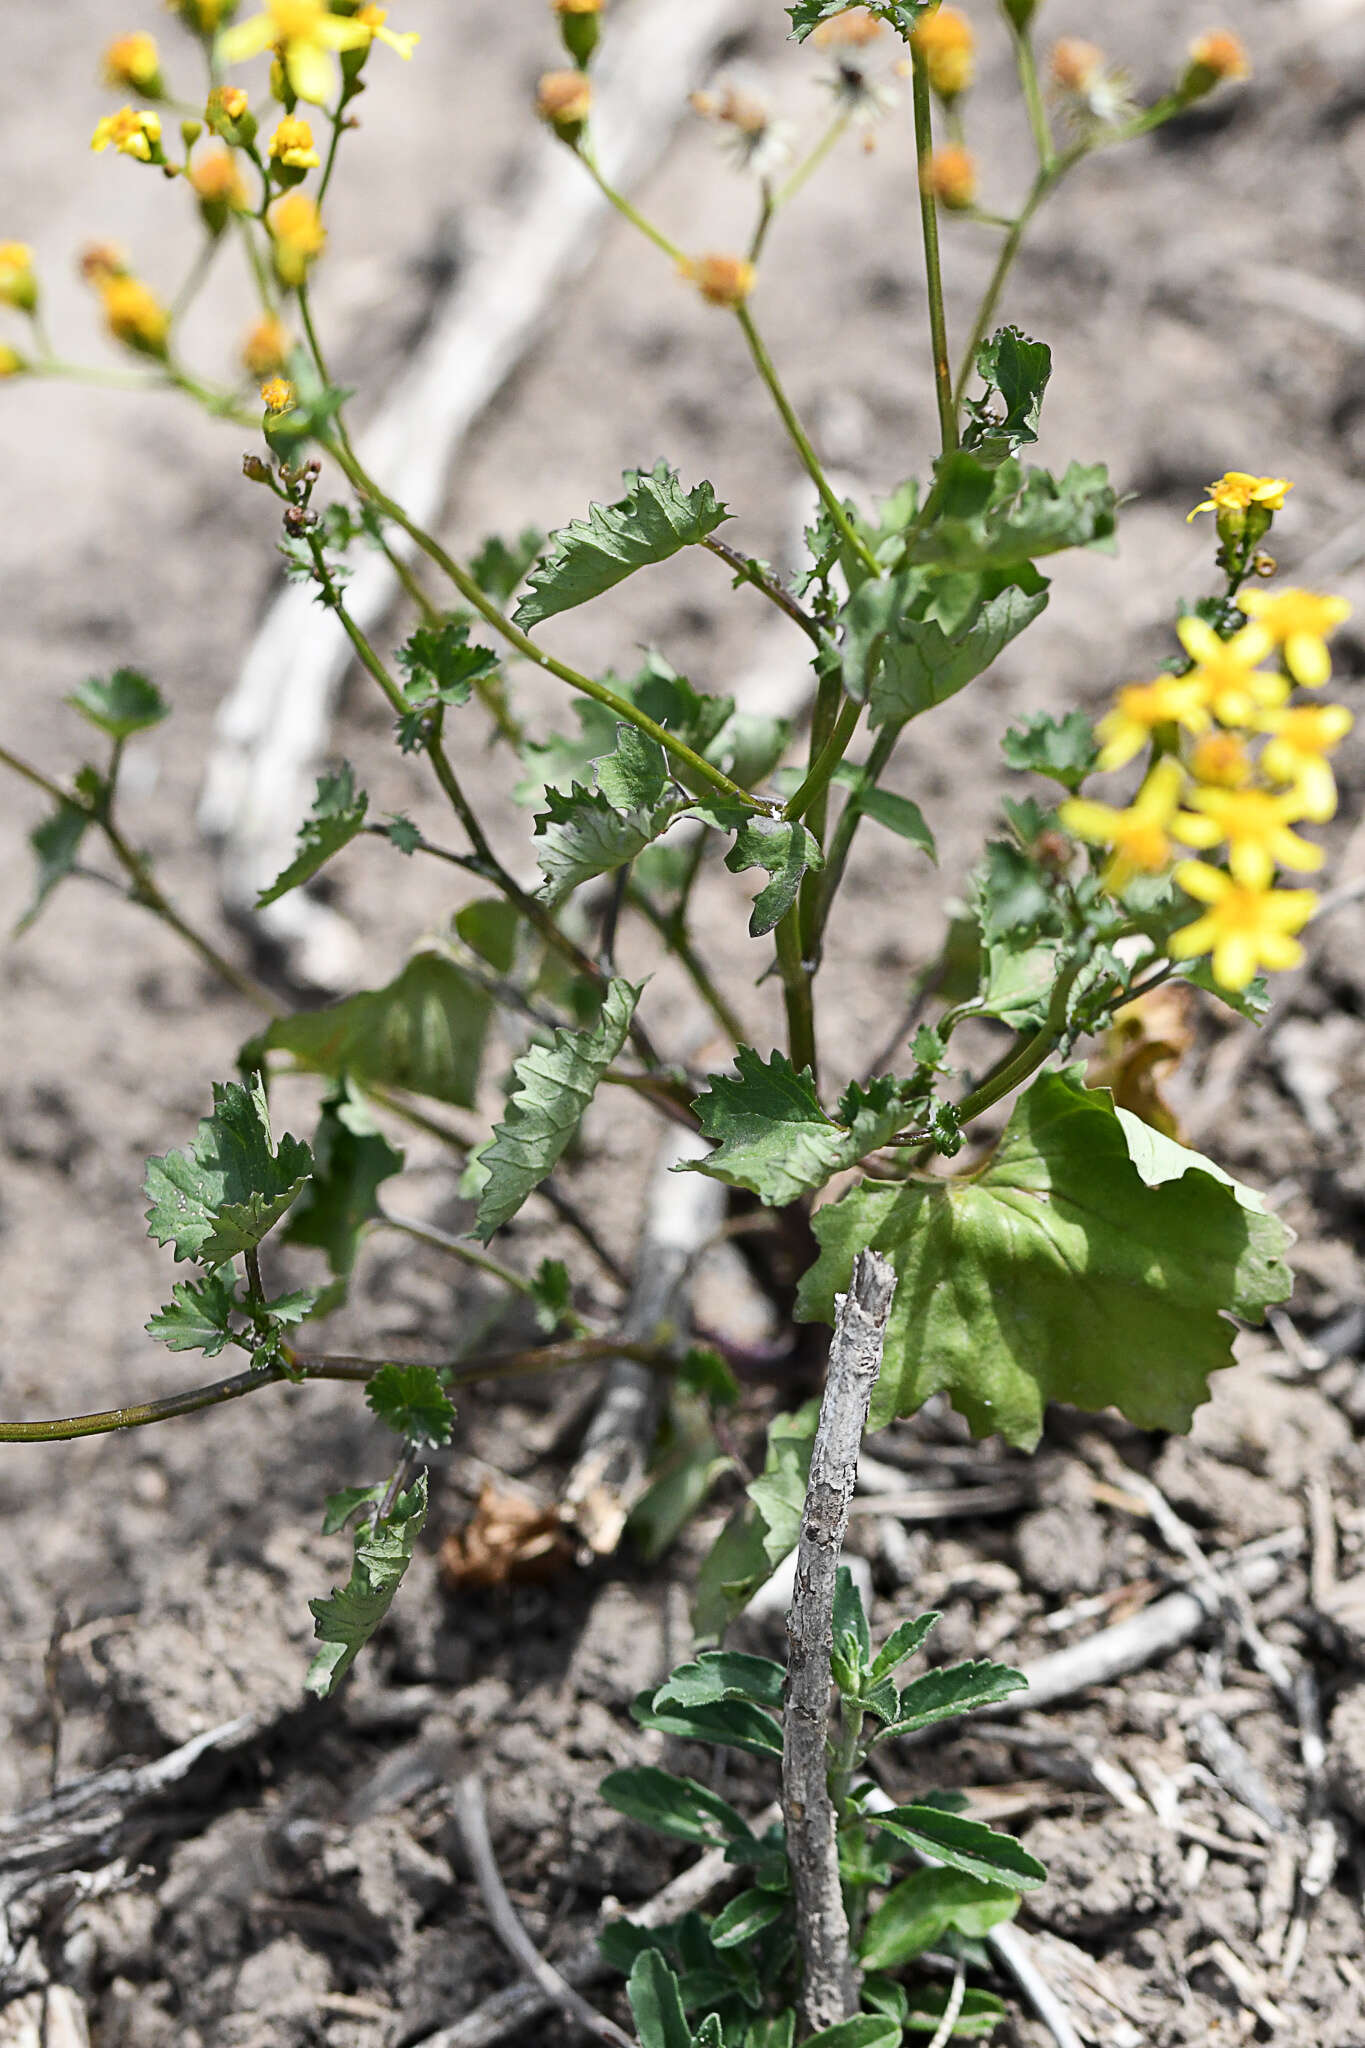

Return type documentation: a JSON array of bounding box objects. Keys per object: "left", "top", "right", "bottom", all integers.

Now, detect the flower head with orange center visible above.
[
  {"left": 243, "top": 313, "right": 291, "bottom": 376},
  {"left": 922, "top": 145, "right": 977, "bottom": 210},
  {"left": 103, "top": 32, "right": 164, "bottom": 95},
  {"left": 268, "top": 115, "right": 320, "bottom": 168},
  {"left": 811, "top": 7, "right": 883, "bottom": 47},
  {"left": 1236, "top": 586, "right": 1351, "bottom": 688},
  {"left": 1094, "top": 674, "right": 1211, "bottom": 771},
  {"left": 1257, "top": 703, "right": 1354, "bottom": 821},
  {"left": 1187, "top": 470, "right": 1291, "bottom": 521},
  {"left": 1175, "top": 614, "right": 1285, "bottom": 725},
  {"left": 218, "top": 0, "right": 372, "bottom": 105},
  {"left": 100, "top": 274, "right": 170, "bottom": 357},
  {"left": 910, "top": 7, "right": 975, "bottom": 99},
  {"left": 1058, "top": 756, "right": 1187, "bottom": 894},
  {"left": 91, "top": 106, "right": 164, "bottom": 162},
  {"left": 190, "top": 147, "right": 250, "bottom": 212},
  {"left": 1182, "top": 31, "right": 1250, "bottom": 97},
  {"left": 1189, "top": 731, "right": 1252, "bottom": 788},
  {"left": 260, "top": 374, "right": 295, "bottom": 412},
  {"left": 680, "top": 253, "right": 755, "bottom": 308},
  {"left": 268, "top": 189, "right": 325, "bottom": 286},
  {"left": 1172, "top": 785, "right": 1323, "bottom": 889},
  {"left": 536, "top": 68, "right": 592, "bottom": 135},
  {"left": 1169, "top": 864, "right": 1317, "bottom": 989},
  {"left": 0, "top": 243, "right": 38, "bottom": 314}
]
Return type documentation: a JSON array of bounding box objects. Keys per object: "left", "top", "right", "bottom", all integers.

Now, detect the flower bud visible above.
[
  {"left": 100, "top": 274, "right": 170, "bottom": 358},
  {"left": 0, "top": 343, "right": 28, "bottom": 378},
  {"left": 1179, "top": 31, "right": 1250, "bottom": 101},
  {"left": 268, "top": 192, "right": 326, "bottom": 288},
  {"left": 554, "top": 0, "right": 604, "bottom": 68},
  {"left": 242, "top": 452, "right": 274, "bottom": 485},
  {"left": 536, "top": 68, "right": 592, "bottom": 143},
  {"left": 921, "top": 144, "right": 977, "bottom": 210},
  {"left": 910, "top": 7, "right": 975, "bottom": 101},
  {"left": 189, "top": 147, "right": 250, "bottom": 233},
  {"left": 103, "top": 32, "right": 165, "bottom": 97},
  {"left": 206, "top": 85, "right": 255, "bottom": 147},
  {"left": 0, "top": 243, "right": 39, "bottom": 315},
  {"left": 79, "top": 242, "right": 128, "bottom": 286},
  {"left": 268, "top": 116, "right": 322, "bottom": 186},
  {"left": 679, "top": 253, "right": 756, "bottom": 308},
  {"left": 242, "top": 314, "right": 291, "bottom": 378}
]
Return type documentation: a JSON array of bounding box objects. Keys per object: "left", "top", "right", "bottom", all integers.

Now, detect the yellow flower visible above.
[
  {"left": 260, "top": 374, "right": 295, "bottom": 412},
  {"left": 1175, "top": 614, "right": 1284, "bottom": 725},
  {"left": 103, "top": 32, "right": 165, "bottom": 94},
  {"left": 354, "top": 5, "right": 418, "bottom": 59},
  {"left": 1236, "top": 586, "right": 1351, "bottom": 688},
  {"left": 922, "top": 145, "right": 977, "bottom": 210},
  {"left": 0, "top": 243, "right": 38, "bottom": 313},
  {"left": 554, "top": 0, "right": 604, "bottom": 11},
  {"left": 0, "top": 343, "right": 27, "bottom": 377},
  {"left": 1059, "top": 756, "right": 1186, "bottom": 894},
  {"left": 811, "top": 7, "right": 883, "bottom": 46},
  {"left": 206, "top": 84, "right": 251, "bottom": 135},
  {"left": 1170, "top": 864, "right": 1316, "bottom": 990},
  {"left": 1182, "top": 31, "right": 1250, "bottom": 97},
  {"left": 1187, "top": 470, "right": 1291, "bottom": 522},
  {"left": 536, "top": 68, "right": 592, "bottom": 134},
  {"left": 1094, "top": 674, "right": 1211, "bottom": 771},
  {"left": 1189, "top": 731, "right": 1252, "bottom": 788},
  {"left": 242, "top": 313, "right": 291, "bottom": 375},
  {"left": 268, "top": 190, "right": 326, "bottom": 285},
  {"left": 189, "top": 146, "right": 250, "bottom": 211},
  {"left": 91, "top": 106, "right": 164, "bottom": 162},
  {"left": 218, "top": 0, "right": 371, "bottom": 105},
  {"left": 1257, "top": 703, "right": 1354, "bottom": 821},
  {"left": 910, "top": 7, "right": 975, "bottom": 99},
  {"left": 679, "top": 253, "right": 756, "bottom": 309},
  {"left": 1173, "top": 785, "right": 1324, "bottom": 889},
  {"left": 100, "top": 274, "right": 170, "bottom": 357},
  {"left": 268, "top": 115, "right": 320, "bottom": 167}
]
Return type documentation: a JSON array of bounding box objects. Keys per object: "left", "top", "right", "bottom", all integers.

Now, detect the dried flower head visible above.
[
  {"left": 536, "top": 68, "right": 592, "bottom": 136},
  {"left": 1182, "top": 30, "right": 1250, "bottom": 98},
  {"left": 690, "top": 84, "right": 793, "bottom": 178},
  {"left": 679, "top": 252, "right": 756, "bottom": 308},
  {"left": 1048, "top": 39, "right": 1135, "bottom": 129},
  {"left": 922, "top": 144, "right": 977, "bottom": 210}
]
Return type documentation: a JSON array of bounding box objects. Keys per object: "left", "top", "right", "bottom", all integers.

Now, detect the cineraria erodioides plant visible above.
[{"left": 0, "top": 7, "right": 1354, "bottom": 2022}]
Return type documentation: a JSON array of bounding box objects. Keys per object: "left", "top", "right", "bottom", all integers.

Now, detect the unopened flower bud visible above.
[
  {"left": 243, "top": 314, "right": 291, "bottom": 378},
  {"left": 100, "top": 274, "right": 170, "bottom": 358},
  {"left": 553, "top": 0, "right": 604, "bottom": 69},
  {"left": 910, "top": 7, "right": 975, "bottom": 101},
  {"left": 1179, "top": 31, "right": 1250, "bottom": 101},
  {"left": 0, "top": 243, "right": 39, "bottom": 315},
  {"left": 242, "top": 452, "right": 274, "bottom": 484},
  {"left": 921, "top": 143, "right": 977, "bottom": 210},
  {"left": 536, "top": 68, "right": 592, "bottom": 143},
  {"left": 79, "top": 241, "right": 128, "bottom": 285},
  {"left": 206, "top": 84, "right": 255, "bottom": 147},
  {"left": 190, "top": 146, "right": 250, "bottom": 232},
  {"left": 679, "top": 252, "right": 756, "bottom": 308},
  {"left": 103, "top": 32, "right": 166, "bottom": 97},
  {"left": 0, "top": 343, "right": 28, "bottom": 378}
]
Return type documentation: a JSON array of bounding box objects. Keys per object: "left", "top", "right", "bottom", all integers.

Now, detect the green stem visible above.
[
  {"left": 1010, "top": 21, "right": 1053, "bottom": 168},
  {"left": 579, "top": 149, "right": 685, "bottom": 262},
  {"left": 701, "top": 535, "right": 825, "bottom": 646},
  {"left": 627, "top": 882, "right": 746, "bottom": 1045},
  {"left": 784, "top": 694, "right": 861, "bottom": 827},
  {"left": 169, "top": 234, "right": 223, "bottom": 325},
  {"left": 324, "top": 439, "right": 765, "bottom": 813},
  {"left": 952, "top": 958, "right": 1083, "bottom": 1127},
  {"left": 734, "top": 307, "right": 881, "bottom": 578},
  {"left": 812, "top": 721, "right": 903, "bottom": 949},
  {"left": 316, "top": 92, "right": 352, "bottom": 206},
  {"left": 378, "top": 1209, "right": 538, "bottom": 1300},
  {"left": 776, "top": 906, "right": 817, "bottom": 1082},
  {"left": 911, "top": 50, "right": 958, "bottom": 455},
  {"left": 773, "top": 109, "right": 854, "bottom": 213}
]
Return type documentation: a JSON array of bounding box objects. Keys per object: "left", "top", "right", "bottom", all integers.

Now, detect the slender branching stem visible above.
[
  {"left": 952, "top": 957, "right": 1084, "bottom": 1127},
  {"left": 627, "top": 881, "right": 746, "bottom": 1046},
  {"left": 579, "top": 148, "right": 685, "bottom": 262},
  {"left": 701, "top": 535, "right": 825, "bottom": 646},
  {"left": 1010, "top": 22, "right": 1053, "bottom": 170},
  {"left": 911, "top": 50, "right": 959, "bottom": 456},
  {"left": 784, "top": 696, "right": 862, "bottom": 828},
  {"left": 776, "top": 906, "right": 817, "bottom": 1082}
]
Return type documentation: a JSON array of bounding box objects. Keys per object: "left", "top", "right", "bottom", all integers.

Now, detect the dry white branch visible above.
[{"left": 783, "top": 1249, "right": 895, "bottom": 2036}]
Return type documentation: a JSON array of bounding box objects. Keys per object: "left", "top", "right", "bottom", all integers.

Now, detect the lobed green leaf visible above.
[
  {"left": 67, "top": 666, "right": 169, "bottom": 740},
  {"left": 145, "top": 1268, "right": 241, "bottom": 1356},
  {"left": 144, "top": 1077, "right": 312, "bottom": 1267},
  {"left": 514, "top": 463, "right": 731, "bottom": 629},
  {"left": 257, "top": 763, "right": 368, "bottom": 907},
  {"left": 304, "top": 1471, "right": 428, "bottom": 1696},
  {"left": 281, "top": 1083, "right": 403, "bottom": 1279},
  {"left": 364, "top": 1363, "right": 455, "bottom": 1448}
]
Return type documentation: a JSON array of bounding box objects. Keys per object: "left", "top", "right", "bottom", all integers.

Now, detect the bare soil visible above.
[{"left": 3, "top": 3, "right": 1365, "bottom": 2044}]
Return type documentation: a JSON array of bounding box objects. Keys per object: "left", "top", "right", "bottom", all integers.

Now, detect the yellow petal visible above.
[
  {"left": 318, "top": 17, "right": 371, "bottom": 49},
  {"left": 218, "top": 14, "right": 275, "bottom": 61},
  {"left": 286, "top": 38, "right": 338, "bottom": 102},
  {"left": 1176, "top": 615, "right": 1218, "bottom": 664},
  {"left": 1213, "top": 934, "right": 1259, "bottom": 989},
  {"left": 1284, "top": 631, "right": 1331, "bottom": 687}
]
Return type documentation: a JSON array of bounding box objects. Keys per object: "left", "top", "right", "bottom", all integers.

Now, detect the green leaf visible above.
[
  {"left": 801, "top": 2019, "right": 900, "bottom": 2048},
  {"left": 454, "top": 896, "right": 522, "bottom": 975},
  {"left": 851, "top": 786, "right": 937, "bottom": 858},
  {"left": 304, "top": 1470, "right": 428, "bottom": 1696},
  {"left": 973, "top": 842, "right": 1060, "bottom": 946},
  {"left": 745, "top": 2019, "right": 794, "bottom": 2048},
  {"left": 67, "top": 666, "right": 168, "bottom": 739},
  {"left": 903, "top": 1988, "right": 1007, "bottom": 2036},
  {"left": 474, "top": 979, "right": 640, "bottom": 1241},
  {"left": 861, "top": 1868, "right": 1019, "bottom": 1971},
  {"left": 632, "top": 1691, "right": 783, "bottom": 1760},
  {"left": 720, "top": 816, "right": 825, "bottom": 938},
  {"left": 629, "top": 1433, "right": 734, "bottom": 1561},
  {"left": 686, "top": 1052, "right": 917, "bottom": 1207},
  {"left": 256, "top": 763, "right": 368, "bottom": 907},
  {"left": 796, "top": 1068, "right": 1294, "bottom": 1449},
  {"left": 834, "top": 1564, "right": 871, "bottom": 1661},
  {"left": 1178, "top": 955, "right": 1272, "bottom": 1022},
  {"left": 693, "top": 1401, "right": 819, "bottom": 1642},
  {"left": 869, "top": 1611, "right": 940, "bottom": 1681},
  {"left": 868, "top": 1805, "right": 1046, "bottom": 1890},
  {"left": 145, "top": 1267, "right": 241, "bottom": 1356},
  {"left": 254, "top": 1287, "right": 320, "bottom": 1325},
  {"left": 654, "top": 1651, "right": 786, "bottom": 1713},
  {"left": 596, "top": 721, "right": 672, "bottom": 812},
  {"left": 788, "top": 0, "right": 931, "bottom": 39},
  {"left": 384, "top": 813, "right": 421, "bottom": 855},
  {"left": 321, "top": 1482, "right": 388, "bottom": 1535},
  {"left": 677, "top": 1344, "right": 741, "bottom": 1407},
  {"left": 911, "top": 454, "right": 1117, "bottom": 572},
  {"left": 962, "top": 327, "right": 1052, "bottom": 465},
  {"left": 628, "top": 1952, "right": 693, "bottom": 2048},
  {"left": 16, "top": 800, "right": 93, "bottom": 934},
  {"left": 601, "top": 1767, "right": 749, "bottom": 1849},
  {"left": 1001, "top": 709, "right": 1098, "bottom": 792},
  {"left": 690, "top": 2017, "right": 725, "bottom": 2048},
  {"left": 534, "top": 783, "right": 680, "bottom": 903},
  {"left": 280, "top": 1083, "right": 404, "bottom": 1278},
  {"left": 144, "top": 1077, "right": 312, "bottom": 1267},
  {"left": 364, "top": 1363, "right": 455, "bottom": 1448},
  {"left": 879, "top": 1659, "right": 1028, "bottom": 1737},
  {"left": 975, "top": 936, "right": 1061, "bottom": 1028},
  {"left": 262, "top": 951, "right": 492, "bottom": 1109},
  {"left": 397, "top": 617, "right": 498, "bottom": 704},
  {"left": 470, "top": 526, "right": 544, "bottom": 604},
  {"left": 529, "top": 1256, "right": 572, "bottom": 1333},
  {"left": 710, "top": 1890, "right": 785, "bottom": 1949},
  {"left": 842, "top": 565, "right": 1048, "bottom": 726},
  {"left": 514, "top": 463, "right": 731, "bottom": 630}
]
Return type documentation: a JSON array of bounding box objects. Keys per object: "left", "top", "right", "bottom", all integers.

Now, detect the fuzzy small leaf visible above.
[
  {"left": 879, "top": 1659, "right": 1028, "bottom": 1737},
  {"left": 797, "top": 1067, "right": 1294, "bottom": 1449},
  {"left": 256, "top": 1287, "right": 320, "bottom": 1325},
  {"left": 788, "top": 0, "right": 931, "bottom": 38},
  {"left": 530, "top": 1256, "right": 573, "bottom": 1333},
  {"left": 1001, "top": 709, "right": 1098, "bottom": 792},
  {"left": 627, "top": 1952, "right": 693, "bottom": 2048},
  {"left": 632, "top": 1691, "right": 783, "bottom": 1760},
  {"left": 710, "top": 1889, "right": 785, "bottom": 1949},
  {"left": 365, "top": 1363, "right": 455, "bottom": 1448},
  {"left": 144, "top": 1077, "right": 312, "bottom": 1267},
  {"left": 595, "top": 722, "right": 672, "bottom": 812},
  {"left": 470, "top": 527, "right": 544, "bottom": 604},
  {"left": 869, "top": 1611, "right": 940, "bottom": 1681},
  {"left": 145, "top": 1268, "right": 241, "bottom": 1355},
  {"left": 514, "top": 463, "right": 730, "bottom": 630},
  {"left": 861, "top": 1869, "right": 1019, "bottom": 1972},
  {"left": 281, "top": 1085, "right": 404, "bottom": 1278},
  {"left": 601, "top": 1766, "right": 748, "bottom": 1848},
  {"left": 397, "top": 617, "right": 498, "bottom": 703},
  {"left": 385, "top": 813, "right": 421, "bottom": 854},
  {"left": 653, "top": 1651, "right": 786, "bottom": 1713},
  {"left": 257, "top": 763, "right": 368, "bottom": 907},
  {"left": 474, "top": 979, "right": 640, "bottom": 1241},
  {"left": 67, "top": 666, "right": 168, "bottom": 739},
  {"left": 869, "top": 1805, "right": 1046, "bottom": 1890},
  {"left": 321, "top": 1482, "right": 387, "bottom": 1535},
  {"left": 17, "top": 801, "right": 93, "bottom": 934},
  {"left": 686, "top": 1051, "right": 916, "bottom": 1207},
  {"left": 912, "top": 454, "right": 1117, "bottom": 571},
  {"left": 262, "top": 951, "right": 492, "bottom": 1109},
  {"left": 305, "top": 1471, "right": 427, "bottom": 1696},
  {"left": 693, "top": 1402, "right": 818, "bottom": 1642}
]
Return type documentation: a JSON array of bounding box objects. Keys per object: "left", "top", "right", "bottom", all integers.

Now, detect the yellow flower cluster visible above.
[
  {"left": 910, "top": 6, "right": 975, "bottom": 101},
  {"left": 1059, "top": 477, "right": 1354, "bottom": 989},
  {"left": 219, "top": 0, "right": 417, "bottom": 107}
]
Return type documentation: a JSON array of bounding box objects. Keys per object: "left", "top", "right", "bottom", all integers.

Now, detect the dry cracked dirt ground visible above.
[{"left": 4, "top": 1, "right": 1365, "bottom": 2044}]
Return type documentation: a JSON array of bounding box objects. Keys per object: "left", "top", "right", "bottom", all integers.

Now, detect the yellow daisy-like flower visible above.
[
  {"left": 268, "top": 189, "right": 326, "bottom": 285},
  {"left": 0, "top": 243, "right": 38, "bottom": 313},
  {"left": 91, "top": 106, "right": 164, "bottom": 162},
  {"left": 1258, "top": 703, "right": 1354, "bottom": 821},
  {"left": 355, "top": 5, "right": 418, "bottom": 59},
  {"left": 1169, "top": 863, "right": 1317, "bottom": 990},
  {"left": 1094, "top": 674, "right": 1211, "bottom": 771},
  {"left": 260, "top": 374, "right": 295, "bottom": 412},
  {"left": 922, "top": 145, "right": 977, "bottom": 210},
  {"left": 1189, "top": 731, "right": 1252, "bottom": 788},
  {"left": 679, "top": 253, "right": 756, "bottom": 309},
  {"left": 1173, "top": 785, "right": 1324, "bottom": 889},
  {"left": 910, "top": 7, "right": 975, "bottom": 99},
  {"left": 1059, "top": 756, "right": 1186, "bottom": 894},
  {"left": 1175, "top": 613, "right": 1284, "bottom": 725},
  {"left": 103, "top": 32, "right": 164, "bottom": 94},
  {"left": 100, "top": 274, "right": 170, "bottom": 357},
  {"left": 219, "top": 0, "right": 370, "bottom": 105},
  {"left": 1236, "top": 586, "right": 1352, "bottom": 688},
  {"left": 1187, "top": 471, "right": 1291, "bottom": 522},
  {"left": 268, "top": 115, "right": 320, "bottom": 167}
]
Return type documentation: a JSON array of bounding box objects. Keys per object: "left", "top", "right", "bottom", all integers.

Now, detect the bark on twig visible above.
[{"left": 783, "top": 1249, "right": 896, "bottom": 2038}]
